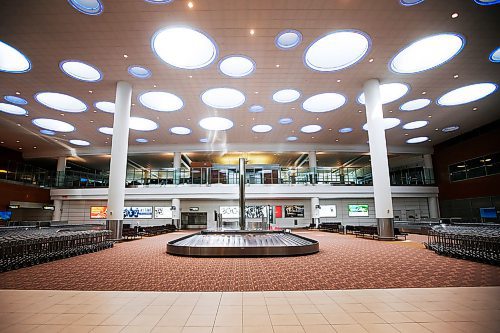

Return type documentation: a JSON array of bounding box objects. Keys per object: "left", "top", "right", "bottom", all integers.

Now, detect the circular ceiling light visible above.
[
  {"left": 252, "top": 124, "right": 272, "bottom": 133},
  {"left": 67, "top": 0, "right": 103, "bottom": 15},
  {"left": 362, "top": 118, "right": 401, "bottom": 131},
  {"left": 139, "top": 91, "right": 183, "bottom": 112},
  {"left": 60, "top": 60, "right": 102, "bottom": 82},
  {"left": 275, "top": 29, "right": 303, "bottom": 49},
  {"left": 69, "top": 139, "right": 90, "bottom": 146},
  {"left": 406, "top": 136, "right": 429, "bottom": 144},
  {"left": 400, "top": 0, "right": 425, "bottom": 5},
  {"left": 95, "top": 101, "right": 115, "bottom": 113},
  {"left": 442, "top": 125, "right": 459, "bottom": 132},
  {"left": 489, "top": 47, "right": 500, "bottom": 62},
  {"left": 201, "top": 88, "right": 245, "bottom": 109},
  {"left": 0, "top": 103, "right": 27, "bottom": 116},
  {"left": 357, "top": 83, "right": 409, "bottom": 105},
  {"left": 128, "top": 65, "right": 152, "bottom": 79},
  {"left": 301, "top": 125, "right": 322, "bottom": 133},
  {"left": 199, "top": 117, "right": 233, "bottom": 131},
  {"left": 136, "top": 138, "right": 149, "bottom": 143},
  {"left": 145, "top": 0, "right": 174, "bottom": 3},
  {"left": 0, "top": 40, "right": 31, "bottom": 73},
  {"left": 129, "top": 117, "right": 158, "bottom": 131},
  {"left": 287, "top": 136, "right": 298, "bottom": 141},
  {"left": 390, "top": 33, "right": 465, "bottom": 74},
  {"left": 32, "top": 118, "right": 75, "bottom": 132},
  {"left": 98, "top": 127, "right": 113, "bottom": 135},
  {"left": 474, "top": 0, "right": 500, "bottom": 5},
  {"left": 4, "top": 96, "right": 28, "bottom": 105},
  {"left": 170, "top": 126, "right": 191, "bottom": 135},
  {"left": 302, "top": 93, "right": 346, "bottom": 112},
  {"left": 339, "top": 127, "right": 353, "bottom": 133},
  {"left": 272, "top": 89, "right": 300, "bottom": 103},
  {"left": 40, "top": 129, "right": 56, "bottom": 136},
  {"left": 35, "top": 92, "right": 87, "bottom": 113},
  {"left": 248, "top": 105, "right": 264, "bottom": 113},
  {"left": 219, "top": 55, "right": 255, "bottom": 77},
  {"left": 437, "top": 83, "right": 497, "bottom": 106},
  {"left": 279, "top": 118, "right": 293, "bottom": 125},
  {"left": 304, "top": 30, "right": 370, "bottom": 72},
  {"left": 152, "top": 27, "right": 218, "bottom": 69},
  {"left": 199, "top": 138, "right": 208, "bottom": 143},
  {"left": 402, "top": 120, "right": 429, "bottom": 130},
  {"left": 400, "top": 98, "right": 431, "bottom": 111}
]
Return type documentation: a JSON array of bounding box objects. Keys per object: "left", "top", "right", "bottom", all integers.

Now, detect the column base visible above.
[
  {"left": 377, "top": 218, "right": 395, "bottom": 240},
  {"left": 106, "top": 220, "right": 123, "bottom": 241}
]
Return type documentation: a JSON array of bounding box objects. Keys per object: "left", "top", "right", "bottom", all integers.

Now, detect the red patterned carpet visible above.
[{"left": 0, "top": 231, "right": 499, "bottom": 292}]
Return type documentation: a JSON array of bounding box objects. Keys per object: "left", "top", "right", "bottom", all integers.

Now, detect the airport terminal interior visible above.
[{"left": 0, "top": 0, "right": 500, "bottom": 332}]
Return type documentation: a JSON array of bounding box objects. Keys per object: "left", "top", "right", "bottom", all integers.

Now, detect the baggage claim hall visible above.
[{"left": 1, "top": 0, "right": 500, "bottom": 332}]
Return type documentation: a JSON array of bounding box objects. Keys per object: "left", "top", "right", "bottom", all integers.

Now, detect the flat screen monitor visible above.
[
  {"left": 480, "top": 207, "right": 497, "bottom": 219},
  {"left": 154, "top": 206, "right": 173, "bottom": 219},
  {"left": 0, "top": 211, "right": 12, "bottom": 221},
  {"left": 123, "top": 207, "right": 153, "bottom": 219},
  {"left": 319, "top": 205, "right": 337, "bottom": 218},
  {"left": 284, "top": 205, "right": 305, "bottom": 218},
  {"left": 90, "top": 206, "right": 107, "bottom": 219},
  {"left": 348, "top": 204, "right": 369, "bottom": 217}
]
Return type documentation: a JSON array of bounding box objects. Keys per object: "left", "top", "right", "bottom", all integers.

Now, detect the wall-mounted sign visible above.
[
  {"left": 245, "top": 205, "right": 267, "bottom": 218},
  {"left": 220, "top": 206, "right": 239, "bottom": 218},
  {"left": 348, "top": 204, "right": 369, "bottom": 217},
  {"left": 275, "top": 205, "right": 282, "bottom": 218},
  {"left": 189, "top": 207, "right": 199, "bottom": 211},
  {"left": 123, "top": 206, "right": 153, "bottom": 219},
  {"left": 284, "top": 205, "right": 304, "bottom": 218},
  {"left": 154, "top": 206, "right": 173, "bottom": 219},
  {"left": 90, "top": 206, "right": 107, "bottom": 219},
  {"left": 319, "top": 205, "right": 337, "bottom": 218}
]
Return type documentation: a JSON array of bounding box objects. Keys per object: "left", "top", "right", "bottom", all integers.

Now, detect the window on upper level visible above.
[{"left": 449, "top": 152, "right": 500, "bottom": 182}]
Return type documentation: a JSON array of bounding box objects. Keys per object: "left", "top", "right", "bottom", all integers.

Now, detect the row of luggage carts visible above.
[
  {"left": 0, "top": 228, "right": 113, "bottom": 272},
  {"left": 426, "top": 225, "right": 500, "bottom": 265}
]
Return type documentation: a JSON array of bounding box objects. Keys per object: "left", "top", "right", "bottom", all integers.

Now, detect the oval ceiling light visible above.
[
  {"left": 35, "top": 92, "right": 87, "bottom": 113},
  {"left": 489, "top": 47, "right": 500, "bottom": 63},
  {"left": 402, "top": 120, "right": 429, "bottom": 130},
  {"left": 199, "top": 138, "right": 209, "bottom": 143},
  {"left": 95, "top": 101, "right": 115, "bottom": 113},
  {"left": 40, "top": 129, "right": 56, "bottom": 136},
  {"left": 272, "top": 89, "right": 300, "bottom": 103},
  {"left": 129, "top": 117, "right": 158, "bottom": 131},
  {"left": 69, "top": 139, "right": 90, "bottom": 146},
  {"left": 0, "top": 103, "right": 27, "bottom": 116},
  {"left": 201, "top": 88, "right": 245, "bottom": 109},
  {"left": 98, "top": 127, "right": 113, "bottom": 135},
  {"left": 275, "top": 29, "right": 303, "bottom": 49},
  {"left": 136, "top": 138, "right": 149, "bottom": 143},
  {"left": 362, "top": 118, "right": 401, "bottom": 131},
  {"left": 406, "top": 136, "right": 429, "bottom": 144},
  {"left": 170, "top": 126, "right": 191, "bottom": 135},
  {"left": 252, "top": 125, "right": 272, "bottom": 133},
  {"left": 390, "top": 33, "right": 465, "bottom": 74},
  {"left": 304, "top": 30, "right": 370, "bottom": 72},
  {"left": 4, "top": 96, "right": 28, "bottom": 105},
  {"left": 302, "top": 93, "right": 346, "bottom": 112},
  {"left": 437, "top": 83, "right": 497, "bottom": 106},
  {"left": 400, "top": 98, "right": 431, "bottom": 111},
  {"left": 339, "top": 127, "right": 353, "bottom": 133},
  {"left": 60, "top": 60, "right": 102, "bottom": 82},
  {"left": 301, "top": 124, "right": 322, "bottom": 133},
  {"left": 199, "top": 117, "right": 233, "bottom": 131},
  {"left": 128, "top": 65, "right": 152, "bottom": 79},
  {"left": 0, "top": 40, "right": 31, "bottom": 73},
  {"left": 279, "top": 118, "right": 293, "bottom": 125},
  {"left": 139, "top": 91, "right": 183, "bottom": 112},
  {"left": 442, "top": 125, "right": 460, "bottom": 132},
  {"left": 400, "top": 0, "right": 425, "bottom": 5},
  {"left": 287, "top": 136, "right": 298, "bottom": 141},
  {"left": 357, "top": 83, "right": 409, "bottom": 105},
  {"left": 152, "top": 27, "right": 218, "bottom": 69},
  {"left": 67, "top": 0, "right": 103, "bottom": 15},
  {"left": 248, "top": 105, "right": 264, "bottom": 113},
  {"left": 219, "top": 55, "right": 255, "bottom": 77},
  {"left": 474, "top": 0, "right": 500, "bottom": 5},
  {"left": 32, "top": 118, "right": 75, "bottom": 132},
  {"left": 145, "top": 0, "right": 174, "bottom": 4}
]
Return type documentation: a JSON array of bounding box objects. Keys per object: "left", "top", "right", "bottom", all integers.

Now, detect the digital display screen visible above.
[
  {"left": 284, "top": 205, "right": 304, "bottom": 218},
  {"left": 319, "top": 205, "right": 337, "bottom": 218},
  {"left": 154, "top": 206, "right": 173, "bottom": 219},
  {"left": 348, "top": 204, "right": 369, "bottom": 217},
  {"left": 0, "top": 211, "right": 12, "bottom": 221},
  {"left": 90, "top": 206, "right": 107, "bottom": 219},
  {"left": 123, "top": 207, "right": 153, "bottom": 219},
  {"left": 220, "top": 206, "right": 239, "bottom": 218},
  {"left": 480, "top": 207, "right": 497, "bottom": 219}
]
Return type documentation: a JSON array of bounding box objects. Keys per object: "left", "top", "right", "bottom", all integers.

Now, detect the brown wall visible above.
[{"left": 0, "top": 181, "right": 51, "bottom": 210}]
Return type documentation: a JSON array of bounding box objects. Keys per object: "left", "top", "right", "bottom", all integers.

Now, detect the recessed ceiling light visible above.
[
  {"left": 4, "top": 95, "right": 28, "bottom": 105},
  {"left": 69, "top": 139, "right": 90, "bottom": 146},
  {"left": 279, "top": 118, "right": 293, "bottom": 125},
  {"left": 199, "top": 116, "right": 234, "bottom": 131},
  {"left": 453, "top": 74, "right": 459, "bottom": 78},
  {"left": 250, "top": 29, "right": 255, "bottom": 35},
  {"left": 275, "top": 64, "right": 280, "bottom": 68},
  {"left": 402, "top": 120, "right": 429, "bottom": 130},
  {"left": 451, "top": 13, "right": 459, "bottom": 18},
  {"left": 489, "top": 47, "right": 500, "bottom": 63},
  {"left": 18, "top": 147, "right": 22, "bottom": 150},
  {"left": 248, "top": 105, "right": 264, "bottom": 113},
  {"left": 300, "top": 125, "right": 322, "bottom": 133},
  {"left": 35, "top": 92, "right": 87, "bottom": 113},
  {"left": 32, "top": 118, "right": 75, "bottom": 132},
  {"left": 472, "top": 107, "right": 478, "bottom": 111},
  {"left": 428, "top": 115, "right": 432, "bottom": 118},
  {"left": 302, "top": 93, "right": 346, "bottom": 112},
  {"left": 189, "top": 75, "right": 193, "bottom": 78},
  {"left": 474, "top": 0, "right": 500, "bottom": 5},
  {"left": 0, "top": 103, "right": 27, "bottom": 116},
  {"left": 252, "top": 124, "right": 272, "bottom": 133},
  {"left": 187, "top": 1, "right": 193, "bottom": 8},
  {"left": 272, "top": 89, "right": 300, "bottom": 103},
  {"left": 145, "top": 0, "right": 174, "bottom": 3},
  {"left": 400, "top": 0, "right": 425, "bottom": 5},
  {"left": 422, "top": 91, "right": 427, "bottom": 95},
  {"left": 67, "top": 0, "right": 103, "bottom": 15},
  {"left": 442, "top": 125, "right": 460, "bottom": 132},
  {"left": 128, "top": 65, "right": 152, "bottom": 79},
  {"left": 40, "top": 129, "right": 55, "bottom": 136},
  {"left": 406, "top": 136, "right": 429, "bottom": 144},
  {"left": 390, "top": 33, "right": 465, "bottom": 74},
  {"left": 399, "top": 98, "right": 431, "bottom": 111},
  {"left": 129, "top": 117, "right": 159, "bottom": 131},
  {"left": 33, "top": 146, "right": 37, "bottom": 149},
  {"left": 437, "top": 83, "right": 497, "bottom": 106},
  {"left": 123, "top": 54, "right": 128, "bottom": 58},
  {"left": 95, "top": 101, "right": 115, "bottom": 113},
  {"left": 199, "top": 138, "right": 208, "bottom": 143},
  {"left": 358, "top": 110, "right": 363, "bottom": 113},
  {"left": 0, "top": 40, "right": 31, "bottom": 73},
  {"left": 139, "top": 91, "right": 183, "bottom": 112},
  {"left": 60, "top": 60, "right": 102, "bottom": 82},
  {"left": 201, "top": 88, "right": 245, "bottom": 109},
  {"left": 152, "top": 27, "right": 218, "bottom": 69},
  {"left": 357, "top": 83, "right": 409, "bottom": 105},
  {"left": 368, "top": 58, "right": 374, "bottom": 63},
  {"left": 16, "top": 140, "right": 20, "bottom": 143},
  {"left": 254, "top": 91, "right": 259, "bottom": 94},
  {"left": 219, "top": 55, "right": 255, "bottom": 77},
  {"left": 339, "top": 127, "right": 353, "bottom": 133},
  {"left": 170, "top": 126, "right": 191, "bottom": 135},
  {"left": 304, "top": 30, "right": 371, "bottom": 71},
  {"left": 287, "top": 136, "right": 298, "bottom": 141},
  {"left": 98, "top": 127, "right": 113, "bottom": 135},
  {"left": 337, "top": 79, "right": 341, "bottom": 83},
  {"left": 275, "top": 29, "right": 303, "bottom": 49},
  {"left": 362, "top": 118, "right": 401, "bottom": 131},
  {"left": 136, "top": 138, "right": 148, "bottom": 143}
]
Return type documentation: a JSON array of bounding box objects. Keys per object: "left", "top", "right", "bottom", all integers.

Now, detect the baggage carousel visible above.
[{"left": 167, "top": 230, "right": 319, "bottom": 257}]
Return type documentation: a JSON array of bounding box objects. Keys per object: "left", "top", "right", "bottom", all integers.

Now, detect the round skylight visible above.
[
  {"left": 357, "top": 83, "right": 409, "bottom": 105},
  {"left": 139, "top": 91, "right": 183, "bottom": 112},
  {"left": 252, "top": 125, "right": 272, "bottom": 133},
  {"left": 98, "top": 127, "right": 113, "bottom": 135},
  {"left": 279, "top": 118, "right": 293, "bottom": 125},
  {"left": 442, "top": 126, "right": 459, "bottom": 132},
  {"left": 152, "top": 27, "right": 218, "bottom": 69},
  {"left": 0, "top": 103, "right": 27, "bottom": 116},
  {"left": 489, "top": 47, "right": 500, "bottom": 63},
  {"left": 60, "top": 60, "right": 102, "bottom": 82},
  {"left": 249, "top": 105, "right": 264, "bottom": 113},
  {"left": 128, "top": 65, "right": 152, "bottom": 79},
  {"left": 35, "top": 92, "right": 87, "bottom": 113},
  {"left": 402, "top": 120, "right": 428, "bottom": 130},
  {"left": 129, "top": 117, "right": 158, "bottom": 131},
  {"left": 67, "top": 0, "right": 103, "bottom": 15},
  {"left": 272, "top": 89, "right": 300, "bottom": 103},
  {"left": 304, "top": 30, "right": 370, "bottom": 71},
  {"left": 406, "top": 136, "right": 429, "bottom": 144},
  {"left": 390, "top": 33, "right": 464, "bottom": 74},
  {"left": 287, "top": 136, "right": 298, "bottom": 141},
  {"left": 339, "top": 127, "right": 353, "bottom": 133},
  {"left": 201, "top": 88, "right": 245, "bottom": 109},
  {"left": 0, "top": 40, "right": 31, "bottom": 73},
  {"left": 95, "top": 101, "right": 115, "bottom": 113},
  {"left": 437, "top": 83, "right": 497, "bottom": 106},
  {"left": 301, "top": 125, "right": 322, "bottom": 133},
  {"left": 199, "top": 138, "right": 209, "bottom": 143},
  {"left": 400, "top": 98, "right": 431, "bottom": 111},
  {"left": 40, "top": 130, "right": 55, "bottom": 136},
  {"left": 136, "top": 138, "right": 148, "bottom": 143},
  {"left": 474, "top": 0, "right": 500, "bottom": 5},
  {"left": 302, "top": 93, "right": 346, "bottom": 112},
  {"left": 275, "top": 30, "right": 303, "bottom": 49},
  {"left": 199, "top": 117, "right": 233, "bottom": 131},
  {"left": 69, "top": 139, "right": 90, "bottom": 146},
  {"left": 400, "top": 0, "right": 425, "bottom": 6},
  {"left": 170, "top": 126, "right": 191, "bottom": 135},
  {"left": 4, "top": 96, "right": 27, "bottom": 105},
  {"left": 219, "top": 55, "right": 255, "bottom": 77},
  {"left": 362, "top": 118, "right": 401, "bottom": 131},
  {"left": 32, "top": 118, "right": 75, "bottom": 132}
]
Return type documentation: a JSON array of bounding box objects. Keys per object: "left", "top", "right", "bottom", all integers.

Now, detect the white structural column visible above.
[
  {"left": 173, "top": 152, "right": 181, "bottom": 184},
  {"left": 363, "top": 79, "right": 394, "bottom": 240},
  {"left": 106, "top": 81, "right": 132, "bottom": 240},
  {"left": 311, "top": 197, "right": 320, "bottom": 228},
  {"left": 308, "top": 151, "right": 317, "bottom": 184},
  {"left": 428, "top": 196, "right": 439, "bottom": 219},
  {"left": 423, "top": 154, "right": 439, "bottom": 219},
  {"left": 52, "top": 156, "right": 67, "bottom": 221},
  {"left": 172, "top": 198, "right": 181, "bottom": 229}
]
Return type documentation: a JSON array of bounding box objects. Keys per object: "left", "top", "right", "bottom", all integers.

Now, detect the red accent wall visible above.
[{"left": 0, "top": 181, "right": 51, "bottom": 210}]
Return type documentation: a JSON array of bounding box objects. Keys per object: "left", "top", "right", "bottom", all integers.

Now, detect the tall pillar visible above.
[
  {"left": 364, "top": 79, "right": 394, "bottom": 240},
  {"left": 309, "top": 151, "right": 317, "bottom": 184},
  {"left": 423, "top": 154, "right": 434, "bottom": 185},
  {"left": 53, "top": 156, "right": 67, "bottom": 221},
  {"left": 172, "top": 198, "right": 180, "bottom": 229},
  {"left": 239, "top": 157, "right": 246, "bottom": 230},
  {"left": 173, "top": 152, "right": 181, "bottom": 185},
  {"left": 311, "top": 197, "right": 320, "bottom": 228},
  {"left": 53, "top": 199, "right": 63, "bottom": 221},
  {"left": 106, "top": 81, "right": 132, "bottom": 240},
  {"left": 428, "top": 196, "right": 439, "bottom": 219}
]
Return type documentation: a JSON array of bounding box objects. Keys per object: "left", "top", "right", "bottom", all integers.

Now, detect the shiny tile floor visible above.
[{"left": 0, "top": 287, "right": 499, "bottom": 333}]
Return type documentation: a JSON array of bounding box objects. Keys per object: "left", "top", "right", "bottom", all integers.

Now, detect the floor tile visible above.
[
  {"left": 302, "top": 324, "right": 336, "bottom": 333},
  {"left": 272, "top": 326, "right": 305, "bottom": 333},
  {"left": 296, "top": 313, "right": 329, "bottom": 325},
  {"left": 270, "top": 314, "right": 300, "bottom": 326},
  {"left": 242, "top": 326, "right": 273, "bottom": 333},
  {"left": 332, "top": 324, "right": 369, "bottom": 333},
  {"left": 361, "top": 323, "right": 400, "bottom": 333},
  {"left": 392, "top": 322, "right": 433, "bottom": 333}
]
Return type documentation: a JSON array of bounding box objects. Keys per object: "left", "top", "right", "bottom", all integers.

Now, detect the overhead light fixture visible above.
[
  {"left": 129, "top": 117, "right": 159, "bottom": 131},
  {"left": 279, "top": 118, "right": 293, "bottom": 125},
  {"left": 69, "top": 139, "right": 90, "bottom": 146},
  {"left": 302, "top": 93, "right": 346, "bottom": 112},
  {"left": 248, "top": 105, "right": 264, "bottom": 113},
  {"left": 252, "top": 125, "right": 272, "bottom": 133},
  {"left": 0, "top": 40, "right": 31, "bottom": 73},
  {"left": 145, "top": 0, "right": 175, "bottom": 3},
  {"left": 272, "top": 89, "right": 300, "bottom": 103},
  {"left": 40, "top": 129, "right": 55, "bottom": 136},
  {"left": 453, "top": 74, "right": 459, "bottom": 78},
  {"left": 363, "top": 118, "right": 401, "bottom": 131},
  {"left": 219, "top": 55, "right": 255, "bottom": 77},
  {"left": 136, "top": 138, "right": 148, "bottom": 143},
  {"left": 60, "top": 60, "right": 102, "bottom": 82},
  {"left": 139, "top": 91, "right": 183, "bottom": 112},
  {"left": 250, "top": 29, "right": 255, "bottom": 35},
  {"left": 437, "top": 83, "right": 497, "bottom": 106},
  {"left": 402, "top": 120, "right": 429, "bottom": 130},
  {"left": 406, "top": 136, "right": 429, "bottom": 144},
  {"left": 399, "top": 98, "right": 431, "bottom": 111},
  {"left": 128, "top": 65, "right": 152, "bottom": 79},
  {"left": 201, "top": 88, "right": 245, "bottom": 109},
  {"left": 32, "top": 118, "right": 75, "bottom": 132},
  {"left": 35, "top": 92, "right": 87, "bottom": 113},
  {"left": 357, "top": 83, "right": 410, "bottom": 105},
  {"left": 275, "top": 29, "right": 303, "bottom": 49},
  {"left": 300, "top": 125, "right": 322, "bottom": 133},
  {"left": 339, "top": 127, "right": 353, "bottom": 133},
  {"left": 286, "top": 136, "right": 298, "bottom": 141},
  {"left": 98, "top": 127, "right": 113, "bottom": 135},
  {"left": 489, "top": 47, "right": 500, "bottom": 63},
  {"left": 67, "top": 0, "right": 103, "bottom": 15},
  {"left": 474, "top": 0, "right": 500, "bottom": 5},
  {"left": 400, "top": 0, "right": 425, "bottom": 5},
  {"left": 4, "top": 95, "right": 27, "bottom": 105},
  {"left": 0, "top": 103, "right": 27, "bottom": 116},
  {"left": 187, "top": 1, "right": 193, "bottom": 8},
  {"left": 170, "top": 126, "right": 191, "bottom": 135},
  {"left": 442, "top": 125, "right": 459, "bottom": 132},
  {"left": 451, "top": 13, "right": 459, "bottom": 18},
  {"left": 199, "top": 116, "right": 234, "bottom": 131},
  {"left": 95, "top": 101, "right": 115, "bottom": 113},
  {"left": 199, "top": 138, "right": 208, "bottom": 143}
]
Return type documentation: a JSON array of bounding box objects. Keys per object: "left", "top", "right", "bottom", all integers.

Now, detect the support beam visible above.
[
  {"left": 239, "top": 157, "right": 246, "bottom": 230},
  {"left": 172, "top": 198, "right": 180, "bottom": 229},
  {"left": 53, "top": 156, "right": 66, "bottom": 221},
  {"left": 311, "top": 197, "right": 320, "bottom": 228}
]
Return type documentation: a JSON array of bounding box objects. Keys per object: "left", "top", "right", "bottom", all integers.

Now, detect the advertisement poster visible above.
[
  {"left": 284, "top": 205, "right": 304, "bottom": 218},
  {"left": 348, "top": 204, "right": 369, "bottom": 217},
  {"left": 220, "top": 206, "right": 239, "bottom": 218},
  {"left": 154, "top": 206, "right": 173, "bottom": 219},
  {"left": 90, "top": 206, "right": 107, "bottom": 219},
  {"left": 123, "top": 206, "right": 153, "bottom": 219},
  {"left": 275, "top": 205, "right": 282, "bottom": 218},
  {"left": 245, "top": 205, "right": 267, "bottom": 218},
  {"left": 319, "top": 205, "right": 337, "bottom": 218}
]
